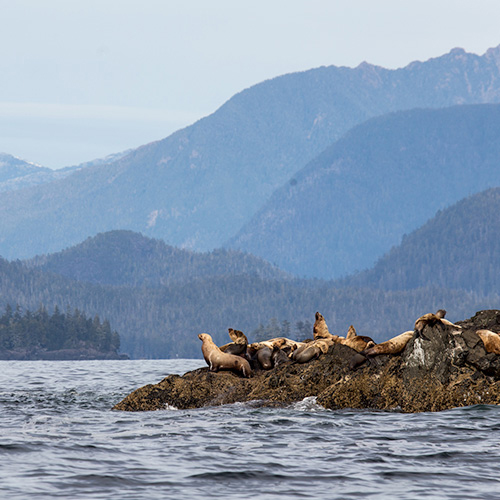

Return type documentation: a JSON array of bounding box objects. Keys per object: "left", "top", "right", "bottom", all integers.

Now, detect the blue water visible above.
[{"left": 1, "top": 360, "right": 500, "bottom": 499}]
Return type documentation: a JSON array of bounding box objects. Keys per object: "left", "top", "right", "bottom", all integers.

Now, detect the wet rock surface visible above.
[{"left": 113, "top": 310, "right": 500, "bottom": 413}]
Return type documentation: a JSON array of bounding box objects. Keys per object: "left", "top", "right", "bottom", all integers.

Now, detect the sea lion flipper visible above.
[{"left": 228, "top": 328, "right": 248, "bottom": 345}]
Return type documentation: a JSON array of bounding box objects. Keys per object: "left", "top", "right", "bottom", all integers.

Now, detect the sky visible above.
[{"left": 1, "top": 0, "right": 500, "bottom": 169}]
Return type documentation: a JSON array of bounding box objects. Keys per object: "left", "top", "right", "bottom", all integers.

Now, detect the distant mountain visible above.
[
  {"left": 27, "top": 230, "right": 289, "bottom": 286},
  {"left": 2, "top": 46, "right": 500, "bottom": 258},
  {"left": 0, "top": 150, "right": 131, "bottom": 193},
  {"left": 0, "top": 153, "right": 52, "bottom": 189},
  {"left": 338, "top": 187, "right": 500, "bottom": 295},
  {"left": 228, "top": 104, "right": 500, "bottom": 279}
]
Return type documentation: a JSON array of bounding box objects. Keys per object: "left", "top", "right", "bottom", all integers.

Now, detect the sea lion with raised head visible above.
[
  {"left": 341, "top": 325, "right": 375, "bottom": 352},
  {"left": 219, "top": 328, "right": 248, "bottom": 355},
  {"left": 345, "top": 324, "right": 356, "bottom": 340},
  {"left": 476, "top": 329, "right": 500, "bottom": 355},
  {"left": 198, "top": 333, "right": 252, "bottom": 377},
  {"left": 314, "top": 312, "right": 373, "bottom": 352},
  {"left": 313, "top": 312, "right": 341, "bottom": 341},
  {"left": 350, "top": 330, "right": 414, "bottom": 369}
]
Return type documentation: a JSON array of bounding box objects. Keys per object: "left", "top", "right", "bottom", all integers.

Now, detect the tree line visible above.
[{"left": 0, "top": 303, "right": 120, "bottom": 355}]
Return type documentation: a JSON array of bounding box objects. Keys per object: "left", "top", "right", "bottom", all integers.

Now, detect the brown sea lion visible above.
[
  {"left": 219, "top": 328, "right": 248, "bottom": 355},
  {"left": 228, "top": 328, "right": 248, "bottom": 344},
  {"left": 291, "top": 338, "right": 334, "bottom": 364},
  {"left": 313, "top": 312, "right": 340, "bottom": 341},
  {"left": 350, "top": 330, "right": 414, "bottom": 369},
  {"left": 340, "top": 325, "right": 375, "bottom": 352},
  {"left": 414, "top": 309, "right": 461, "bottom": 339},
  {"left": 345, "top": 324, "right": 356, "bottom": 340},
  {"left": 219, "top": 343, "right": 247, "bottom": 355},
  {"left": 271, "top": 345, "right": 291, "bottom": 366},
  {"left": 314, "top": 313, "right": 373, "bottom": 351},
  {"left": 198, "top": 333, "right": 252, "bottom": 377},
  {"left": 248, "top": 338, "right": 302, "bottom": 351},
  {"left": 476, "top": 329, "right": 500, "bottom": 355},
  {"left": 414, "top": 309, "right": 447, "bottom": 336},
  {"left": 256, "top": 346, "right": 273, "bottom": 370},
  {"left": 246, "top": 339, "right": 286, "bottom": 370}
]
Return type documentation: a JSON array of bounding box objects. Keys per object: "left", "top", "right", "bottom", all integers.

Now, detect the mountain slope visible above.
[
  {"left": 2, "top": 46, "right": 500, "bottom": 258},
  {"left": 227, "top": 104, "right": 500, "bottom": 279},
  {"left": 338, "top": 187, "right": 500, "bottom": 294},
  {"left": 27, "top": 230, "right": 289, "bottom": 286}
]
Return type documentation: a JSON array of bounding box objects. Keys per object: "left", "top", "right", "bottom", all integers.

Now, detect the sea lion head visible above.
[
  {"left": 313, "top": 311, "right": 331, "bottom": 338},
  {"left": 228, "top": 328, "right": 248, "bottom": 345},
  {"left": 346, "top": 325, "right": 357, "bottom": 339},
  {"left": 198, "top": 333, "right": 211, "bottom": 342},
  {"left": 271, "top": 338, "right": 287, "bottom": 349}
]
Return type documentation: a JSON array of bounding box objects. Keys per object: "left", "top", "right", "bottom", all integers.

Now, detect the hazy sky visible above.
[{"left": 1, "top": 0, "right": 500, "bottom": 168}]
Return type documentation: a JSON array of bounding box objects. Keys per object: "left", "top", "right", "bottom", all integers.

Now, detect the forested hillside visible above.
[
  {"left": 1, "top": 253, "right": 496, "bottom": 359},
  {"left": 1, "top": 46, "right": 500, "bottom": 259},
  {"left": 228, "top": 104, "right": 500, "bottom": 278},
  {"left": 338, "top": 187, "right": 500, "bottom": 295},
  {"left": 0, "top": 304, "right": 122, "bottom": 360},
  {"left": 27, "top": 230, "right": 289, "bottom": 286}
]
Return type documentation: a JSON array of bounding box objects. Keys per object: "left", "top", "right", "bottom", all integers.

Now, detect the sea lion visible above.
[
  {"left": 291, "top": 338, "right": 334, "bottom": 364},
  {"left": 314, "top": 312, "right": 373, "bottom": 352},
  {"left": 340, "top": 325, "right": 375, "bottom": 352},
  {"left": 246, "top": 338, "right": 296, "bottom": 369},
  {"left": 346, "top": 325, "right": 356, "bottom": 339},
  {"left": 219, "top": 342, "right": 247, "bottom": 355},
  {"left": 271, "top": 344, "right": 291, "bottom": 366},
  {"left": 350, "top": 330, "right": 414, "bottom": 369},
  {"left": 313, "top": 312, "right": 340, "bottom": 341},
  {"left": 219, "top": 328, "right": 248, "bottom": 355},
  {"left": 476, "top": 329, "right": 500, "bottom": 355},
  {"left": 414, "top": 309, "right": 447, "bottom": 337},
  {"left": 228, "top": 328, "right": 248, "bottom": 344},
  {"left": 414, "top": 309, "right": 461, "bottom": 339},
  {"left": 248, "top": 338, "right": 302, "bottom": 351},
  {"left": 256, "top": 346, "right": 273, "bottom": 370},
  {"left": 198, "top": 333, "right": 252, "bottom": 377}
]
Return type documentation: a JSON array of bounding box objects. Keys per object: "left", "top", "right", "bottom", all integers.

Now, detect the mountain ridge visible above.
[
  {"left": 1, "top": 46, "right": 500, "bottom": 259},
  {"left": 227, "top": 103, "right": 500, "bottom": 278},
  {"left": 26, "top": 230, "right": 289, "bottom": 286}
]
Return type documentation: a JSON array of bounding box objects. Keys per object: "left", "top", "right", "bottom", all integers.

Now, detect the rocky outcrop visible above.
[{"left": 113, "top": 310, "right": 500, "bottom": 413}]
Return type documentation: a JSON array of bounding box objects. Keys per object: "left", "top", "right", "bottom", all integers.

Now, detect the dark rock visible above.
[{"left": 113, "top": 310, "right": 500, "bottom": 413}]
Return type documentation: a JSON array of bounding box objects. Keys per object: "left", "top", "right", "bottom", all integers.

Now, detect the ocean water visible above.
[{"left": 1, "top": 360, "right": 500, "bottom": 499}]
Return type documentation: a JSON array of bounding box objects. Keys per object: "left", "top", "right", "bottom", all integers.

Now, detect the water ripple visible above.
[{"left": 1, "top": 360, "right": 500, "bottom": 499}]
